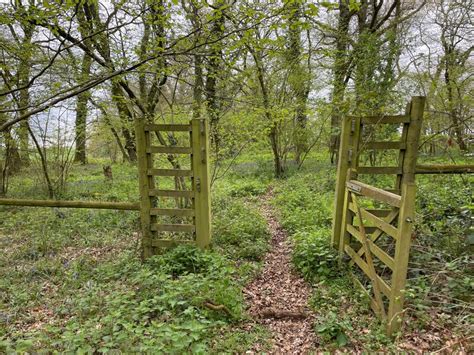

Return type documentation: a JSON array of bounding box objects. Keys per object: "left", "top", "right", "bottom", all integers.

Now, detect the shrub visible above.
[
  {"left": 148, "top": 244, "right": 227, "bottom": 278},
  {"left": 291, "top": 229, "right": 340, "bottom": 282}
]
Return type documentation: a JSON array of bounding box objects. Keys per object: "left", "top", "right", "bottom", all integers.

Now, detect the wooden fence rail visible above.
[
  {"left": 414, "top": 164, "right": 473, "bottom": 174},
  {"left": 0, "top": 199, "right": 140, "bottom": 210}
]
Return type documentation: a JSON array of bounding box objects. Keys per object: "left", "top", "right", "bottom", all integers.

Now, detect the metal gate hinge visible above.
[
  {"left": 196, "top": 177, "right": 201, "bottom": 192},
  {"left": 201, "top": 148, "right": 206, "bottom": 163}
]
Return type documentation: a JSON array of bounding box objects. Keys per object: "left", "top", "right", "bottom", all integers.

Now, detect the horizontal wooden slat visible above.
[
  {"left": 347, "top": 225, "right": 395, "bottom": 270},
  {"left": 144, "top": 123, "right": 191, "bottom": 132},
  {"left": 349, "top": 204, "right": 399, "bottom": 240},
  {"left": 352, "top": 225, "right": 384, "bottom": 234},
  {"left": 365, "top": 209, "right": 392, "bottom": 218},
  {"left": 359, "top": 115, "right": 410, "bottom": 125},
  {"left": 364, "top": 141, "right": 406, "bottom": 150},
  {"left": 150, "top": 208, "right": 194, "bottom": 217},
  {"left": 151, "top": 224, "right": 196, "bottom": 232},
  {"left": 357, "top": 167, "right": 402, "bottom": 175},
  {"left": 347, "top": 180, "right": 401, "bottom": 207},
  {"left": 151, "top": 239, "right": 194, "bottom": 247},
  {"left": 363, "top": 226, "right": 378, "bottom": 234},
  {"left": 345, "top": 245, "right": 391, "bottom": 298},
  {"left": 147, "top": 146, "right": 192, "bottom": 154},
  {"left": 149, "top": 190, "right": 195, "bottom": 198},
  {"left": 148, "top": 169, "right": 193, "bottom": 177}
]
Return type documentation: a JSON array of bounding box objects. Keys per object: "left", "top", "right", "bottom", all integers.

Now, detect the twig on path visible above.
[
  {"left": 260, "top": 308, "right": 309, "bottom": 320},
  {"left": 203, "top": 300, "right": 233, "bottom": 318}
]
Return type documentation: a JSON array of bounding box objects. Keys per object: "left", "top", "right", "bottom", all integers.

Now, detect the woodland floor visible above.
[
  {"left": 0, "top": 157, "right": 472, "bottom": 352},
  {"left": 244, "top": 189, "right": 316, "bottom": 353}
]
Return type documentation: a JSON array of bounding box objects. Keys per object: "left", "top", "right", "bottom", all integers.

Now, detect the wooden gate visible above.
[
  {"left": 135, "top": 118, "right": 211, "bottom": 259},
  {"left": 332, "top": 96, "right": 425, "bottom": 334}
]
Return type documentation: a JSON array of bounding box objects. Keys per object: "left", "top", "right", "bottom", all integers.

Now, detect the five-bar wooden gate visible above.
[
  {"left": 135, "top": 118, "right": 211, "bottom": 259},
  {"left": 332, "top": 96, "right": 426, "bottom": 335}
]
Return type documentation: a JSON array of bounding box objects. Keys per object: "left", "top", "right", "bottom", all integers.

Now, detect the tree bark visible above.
[
  {"left": 253, "top": 49, "right": 284, "bottom": 177},
  {"left": 17, "top": 22, "right": 35, "bottom": 166},
  {"left": 329, "top": 0, "right": 352, "bottom": 164},
  {"left": 287, "top": 1, "right": 309, "bottom": 164},
  {"left": 74, "top": 51, "right": 92, "bottom": 164},
  {"left": 189, "top": 1, "right": 204, "bottom": 120},
  {"left": 111, "top": 82, "right": 137, "bottom": 162},
  {"left": 205, "top": 0, "right": 225, "bottom": 142}
]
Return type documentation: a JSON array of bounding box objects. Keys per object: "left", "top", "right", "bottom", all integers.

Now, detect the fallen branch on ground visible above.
[{"left": 259, "top": 308, "right": 308, "bottom": 320}]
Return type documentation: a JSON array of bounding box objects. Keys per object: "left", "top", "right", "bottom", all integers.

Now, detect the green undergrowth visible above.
[
  {"left": 0, "top": 160, "right": 271, "bottom": 353},
  {"left": 212, "top": 198, "right": 270, "bottom": 265},
  {"left": 272, "top": 155, "right": 473, "bottom": 351}
]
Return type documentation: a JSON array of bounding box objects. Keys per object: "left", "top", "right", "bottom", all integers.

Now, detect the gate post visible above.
[
  {"left": 331, "top": 116, "right": 352, "bottom": 249},
  {"left": 387, "top": 182, "right": 416, "bottom": 335},
  {"left": 191, "top": 119, "right": 211, "bottom": 248},
  {"left": 135, "top": 118, "right": 153, "bottom": 259},
  {"left": 387, "top": 96, "right": 425, "bottom": 334},
  {"left": 332, "top": 115, "right": 361, "bottom": 249}
]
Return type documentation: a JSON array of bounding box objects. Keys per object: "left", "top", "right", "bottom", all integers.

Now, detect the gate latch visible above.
[{"left": 347, "top": 181, "right": 362, "bottom": 193}]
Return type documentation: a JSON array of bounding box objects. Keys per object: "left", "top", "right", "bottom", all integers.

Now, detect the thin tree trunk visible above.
[
  {"left": 111, "top": 82, "right": 137, "bottom": 161},
  {"left": 0, "top": 106, "right": 21, "bottom": 174},
  {"left": 287, "top": 1, "right": 309, "bottom": 164},
  {"left": 253, "top": 49, "right": 284, "bottom": 177},
  {"left": 444, "top": 51, "right": 467, "bottom": 151},
  {"left": 190, "top": 2, "right": 204, "bottom": 120},
  {"left": 205, "top": 0, "right": 225, "bottom": 141},
  {"left": 28, "top": 124, "right": 54, "bottom": 198},
  {"left": 74, "top": 51, "right": 92, "bottom": 164},
  {"left": 329, "top": 0, "right": 352, "bottom": 164},
  {"left": 17, "top": 23, "right": 34, "bottom": 166},
  {"left": 90, "top": 99, "right": 130, "bottom": 163}
]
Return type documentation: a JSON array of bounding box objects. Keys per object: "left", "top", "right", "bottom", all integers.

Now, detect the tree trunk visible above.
[
  {"left": 190, "top": 2, "right": 204, "bottom": 120},
  {"left": 270, "top": 126, "right": 284, "bottom": 177},
  {"left": 74, "top": 51, "right": 92, "bottom": 164},
  {"left": 28, "top": 124, "right": 54, "bottom": 198},
  {"left": 287, "top": 1, "right": 309, "bottom": 164},
  {"left": 90, "top": 98, "right": 130, "bottom": 163},
  {"left": 329, "top": 0, "right": 352, "bottom": 164},
  {"left": 17, "top": 23, "right": 34, "bottom": 166},
  {"left": 2, "top": 131, "right": 21, "bottom": 175},
  {"left": 0, "top": 106, "right": 21, "bottom": 174},
  {"left": 253, "top": 49, "right": 284, "bottom": 177},
  {"left": 205, "top": 0, "right": 225, "bottom": 141},
  {"left": 444, "top": 49, "right": 467, "bottom": 151},
  {"left": 111, "top": 82, "right": 137, "bottom": 162}
]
